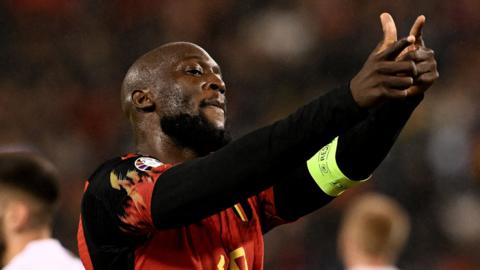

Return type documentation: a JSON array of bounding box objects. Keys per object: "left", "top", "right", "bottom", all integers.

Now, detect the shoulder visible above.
[
  {"left": 80, "top": 154, "right": 174, "bottom": 235},
  {"left": 86, "top": 154, "right": 172, "bottom": 192},
  {"left": 88, "top": 154, "right": 143, "bottom": 183},
  {"left": 82, "top": 154, "right": 174, "bottom": 216}
]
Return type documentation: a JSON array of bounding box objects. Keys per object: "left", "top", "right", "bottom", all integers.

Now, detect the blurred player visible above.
[
  {"left": 338, "top": 193, "right": 411, "bottom": 270},
  {"left": 78, "top": 13, "right": 437, "bottom": 269},
  {"left": 0, "top": 152, "right": 84, "bottom": 270}
]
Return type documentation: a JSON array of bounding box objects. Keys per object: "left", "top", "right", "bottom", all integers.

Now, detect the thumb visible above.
[{"left": 375, "top": 12, "right": 398, "bottom": 54}]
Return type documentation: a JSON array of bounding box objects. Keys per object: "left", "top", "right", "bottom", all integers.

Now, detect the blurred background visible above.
[{"left": 1, "top": 0, "right": 480, "bottom": 269}]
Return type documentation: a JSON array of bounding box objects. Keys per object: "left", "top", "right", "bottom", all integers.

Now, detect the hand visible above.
[
  {"left": 398, "top": 16, "right": 439, "bottom": 96},
  {"left": 350, "top": 13, "right": 417, "bottom": 108}
]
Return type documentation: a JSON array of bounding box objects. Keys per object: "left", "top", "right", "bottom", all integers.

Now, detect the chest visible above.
[{"left": 137, "top": 203, "right": 265, "bottom": 270}]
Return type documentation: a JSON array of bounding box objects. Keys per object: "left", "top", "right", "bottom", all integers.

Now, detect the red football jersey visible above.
[{"left": 78, "top": 154, "right": 287, "bottom": 270}]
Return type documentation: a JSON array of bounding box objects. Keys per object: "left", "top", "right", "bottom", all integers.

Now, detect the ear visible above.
[
  {"left": 131, "top": 89, "right": 156, "bottom": 112},
  {"left": 5, "top": 202, "right": 29, "bottom": 232}
]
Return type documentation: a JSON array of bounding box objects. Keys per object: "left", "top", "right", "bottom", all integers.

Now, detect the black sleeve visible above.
[
  {"left": 336, "top": 94, "right": 424, "bottom": 179},
  {"left": 151, "top": 85, "right": 368, "bottom": 229},
  {"left": 273, "top": 94, "right": 424, "bottom": 221}
]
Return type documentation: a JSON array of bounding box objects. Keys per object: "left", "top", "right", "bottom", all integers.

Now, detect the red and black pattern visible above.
[{"left": 78, "top": 154, "right": 285, "bottom": 270}]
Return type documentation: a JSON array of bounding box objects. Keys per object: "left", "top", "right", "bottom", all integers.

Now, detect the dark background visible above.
[{"left": 1, "top": 0, "right": 479, "bottom": 269}]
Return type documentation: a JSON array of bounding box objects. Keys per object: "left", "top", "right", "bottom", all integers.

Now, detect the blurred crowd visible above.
[{"left": 1, "top": 0, "right": 479, "bottom": 269}]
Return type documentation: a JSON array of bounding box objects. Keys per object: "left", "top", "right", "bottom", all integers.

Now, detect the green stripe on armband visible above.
[{"left": 307, "top": 137, "right": 369, "bottom": 197}]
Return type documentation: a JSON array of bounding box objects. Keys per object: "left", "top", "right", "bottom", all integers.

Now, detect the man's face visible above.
[
  {"left": 158, "top": 45, "right": 227, "bottom": 129},
  {"left": 154, "top": 44, "right": 231, "bottom": 155}
]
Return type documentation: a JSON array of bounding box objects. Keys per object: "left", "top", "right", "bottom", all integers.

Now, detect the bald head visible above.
[
  {"left": 121, "top": 42, "right": 214, "bottom": 119},
  {"left": 120, "top": 42, "right": 229, "bottom": 157}
]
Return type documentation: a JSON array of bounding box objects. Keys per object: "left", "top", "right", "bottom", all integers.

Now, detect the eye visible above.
[{"left": 186, "top": 67, "right": 203, "bottom": 76}]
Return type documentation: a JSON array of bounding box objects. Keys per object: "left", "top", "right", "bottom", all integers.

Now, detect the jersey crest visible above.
[{"left": 134, "top": 157, "right": 163, "bottom": 172}]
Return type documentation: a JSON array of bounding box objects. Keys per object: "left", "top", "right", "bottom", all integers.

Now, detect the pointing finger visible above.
[
  {"left": 410, "top": 15, "right": 425, "bottom": 38},
  {"left": 409, "top": 15, "right": 426, "bottom": 46}
]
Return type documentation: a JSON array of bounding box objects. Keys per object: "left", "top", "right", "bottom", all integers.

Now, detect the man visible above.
[
  {"left": 78, "top": 13, "right": 438, "bottom": 269},
  {"left": 0, "top": 152, "right": 84, "bottom": 270},
  {"left": 338, "top": 193, "right": 411, "bottom": 270}
]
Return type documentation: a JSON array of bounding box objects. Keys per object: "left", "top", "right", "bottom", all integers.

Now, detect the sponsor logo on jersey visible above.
[{"left": 134, "top": 157, "right": 163, "bottom": 171}]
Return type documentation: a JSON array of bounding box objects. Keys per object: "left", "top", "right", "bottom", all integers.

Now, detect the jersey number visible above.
[{"left": 217, "top": 247, "right": 248, "bottom": 270}]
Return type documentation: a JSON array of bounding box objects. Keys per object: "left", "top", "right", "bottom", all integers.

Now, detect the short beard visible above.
[{"left": 161, "top": 113, "right": 232, "bottom": 157}]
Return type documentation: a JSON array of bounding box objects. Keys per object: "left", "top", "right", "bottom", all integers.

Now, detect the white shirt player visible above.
[{"left": 3, "top": 239, "right": 84, "bottom": 270}]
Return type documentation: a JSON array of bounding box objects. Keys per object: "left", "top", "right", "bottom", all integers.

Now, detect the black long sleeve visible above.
[
  {"left": 336, "top": 94, "right": 423, "bottom": 180},
  {"left": 151, "top": 85, "right": 368, "bottom": 229},
  {"left": 273, "top": 95, "right": 424, "bottom": 221}
]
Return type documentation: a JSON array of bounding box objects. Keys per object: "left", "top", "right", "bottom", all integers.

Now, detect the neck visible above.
[
  {"left": 135, "top": 122, "right": 197, "bottom": 164},
  {"left": 2, "top": 227, "right": 50, "bottom": 266}
]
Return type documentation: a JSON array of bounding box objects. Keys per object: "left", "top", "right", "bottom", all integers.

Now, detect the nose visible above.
[{"left": 205, "top": 74, "right": 226, "bottom": 94}]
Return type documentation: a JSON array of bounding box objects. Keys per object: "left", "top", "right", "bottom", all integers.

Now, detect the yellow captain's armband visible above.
[{"left": 307, "top": 137, "right": 369, "bottom": 197}]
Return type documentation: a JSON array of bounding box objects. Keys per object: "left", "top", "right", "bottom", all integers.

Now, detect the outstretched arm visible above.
[
  {"left": 272, "top": 94, "right": 423, "bottom": 222},
  {"left": 86, "top": 13, "right": 428, "bottom": 232},
  {"left": 272, "top": 14, "right": 438, "bottom": 222},
  {"left": 149, "top": 16, "right": 421, "bottom": 229}
]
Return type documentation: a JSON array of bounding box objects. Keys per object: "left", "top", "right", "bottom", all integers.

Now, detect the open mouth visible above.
[
  {"left": 203, "top": 105, "right": 224, "bottom": 114},
  {"left": 208, "top": 104, "right": 224, "bottom": 111},
  {"left": 201, "top": 101, "right": 225, "bottom": 112}
]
